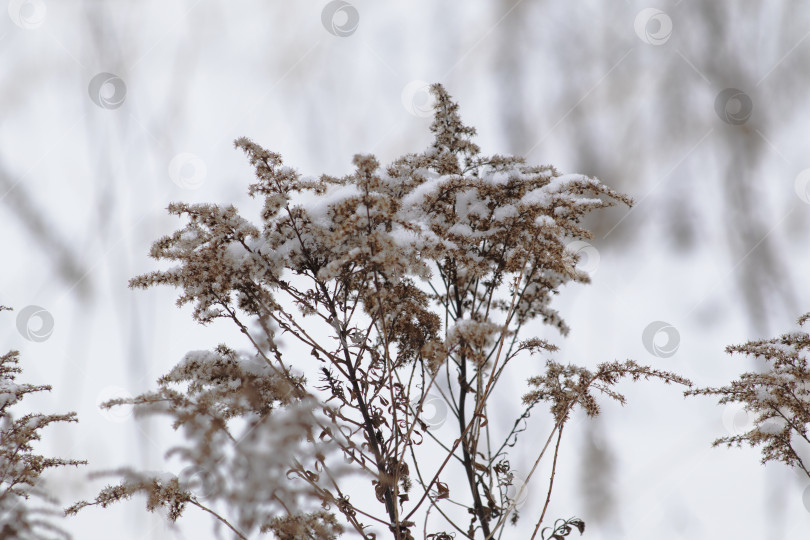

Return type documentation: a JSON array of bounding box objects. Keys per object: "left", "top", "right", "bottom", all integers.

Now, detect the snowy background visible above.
[{"left": 2, "top": 1, "right": 809, "bottom": 538}]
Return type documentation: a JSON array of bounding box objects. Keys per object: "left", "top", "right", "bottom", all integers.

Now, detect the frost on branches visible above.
[
  {"left": 70, "top": 84, "right": 689, "bottom": 539},
  {"left": 0, "top": 308, "right": 86, "bottom": 540},
  {"left": 688, "top": 313, "right": 810, "bottom": 479}
]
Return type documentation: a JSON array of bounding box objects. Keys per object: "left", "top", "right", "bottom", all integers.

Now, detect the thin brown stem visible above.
[
  {"left": 189, "top": 499, "right": 248, "bottom": 540},
  {"left": 530, "top": 424, "right": 565, "bottom": 540}
]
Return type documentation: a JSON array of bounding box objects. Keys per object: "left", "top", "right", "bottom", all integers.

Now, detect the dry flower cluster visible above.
[
  {"left": 0, "top": 307, "right": 86, "bottom": 540},
  {"left": 63, "top": 84, "right": 693, "bottom": 539},
  {"left": 687, "top": 313, "right": 810, "bottom": 479},
  {"left": 4, "top": 86, "right": 704, "bottom": 539}
]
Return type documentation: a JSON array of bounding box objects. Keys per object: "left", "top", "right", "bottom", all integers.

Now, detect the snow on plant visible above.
[
  {"left": 687, "top": 313, "right": 810, "bottom": 479},
  {"left": 68, "top": 84, "right": 690, "bottom": 539},
  {"left": 0, "top": 308, "right": 86, "bottom": 539}
]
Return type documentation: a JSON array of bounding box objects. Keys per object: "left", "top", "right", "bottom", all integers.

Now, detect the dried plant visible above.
[
  {"left": 538, "top": 517, "right": 585, "bottom": 540},
  {"left": 687, "top": 313, "right": 810, "bottom": 479},
  {"left": 0, "top": 307, "right": 86, "bottom": 539},
  {"left": 68, "top": 85, "right": 690, "bottom": 539}
]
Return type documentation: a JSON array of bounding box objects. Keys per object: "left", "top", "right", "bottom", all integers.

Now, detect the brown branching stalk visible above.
[
  {"left": 687, "top": 312, "right": 810, "bottom": 479},
  {"left": 0, "top": 307, "right": 86, "bottom": 539},
  {"left": 67, "top": 85, "right": 689, "bottom": 539}
]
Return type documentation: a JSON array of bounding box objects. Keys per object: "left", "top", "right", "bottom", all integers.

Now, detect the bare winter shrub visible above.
[
  {"left": 687, "top": 313, "right": 810, "bottom": 478},
  {"left": 0, "top": 307, "right": 86, "bottom": 539},
  {"left": 68, "top": 85, "right": 690, "bottom": 539}
]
